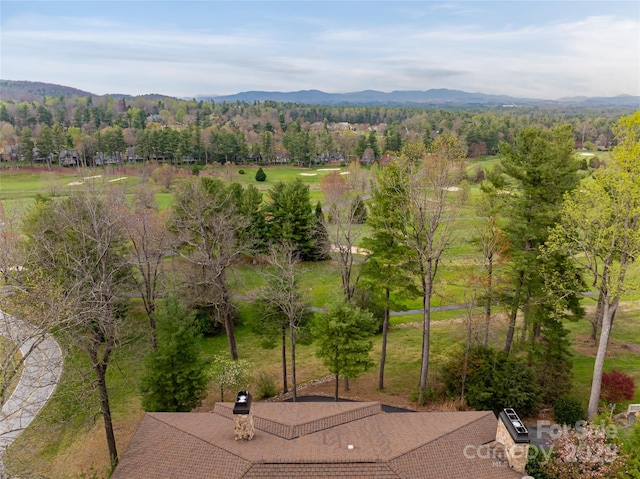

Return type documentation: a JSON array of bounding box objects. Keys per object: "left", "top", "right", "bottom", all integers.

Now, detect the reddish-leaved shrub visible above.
[{"left": 601, "top": 369, "right": 635, "bottom": 403}]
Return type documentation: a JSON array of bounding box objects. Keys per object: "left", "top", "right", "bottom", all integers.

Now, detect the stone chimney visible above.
[
  {"left": 232, "top": 390, "right": 254, "bottom": 441},
  {"left": 496, "top": 408, "right": 530, "bottom": 473}
]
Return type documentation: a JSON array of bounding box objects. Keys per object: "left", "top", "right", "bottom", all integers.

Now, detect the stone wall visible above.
[{"left": 496, "top": 417, "right": 529, "bottom": 473}]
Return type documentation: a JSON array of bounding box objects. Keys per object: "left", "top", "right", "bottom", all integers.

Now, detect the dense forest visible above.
[{"left": 0, "top": 86, "right": 632, "bottom": 168}]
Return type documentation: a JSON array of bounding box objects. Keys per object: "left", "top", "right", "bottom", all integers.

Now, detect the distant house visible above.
[
  {"left": 59, "top": 150, "right": 80, "bottom": 167},
  {"left": 112, "top": 401, "right": 529, "bottom": 479},
  {"left": 315, "top": 152, "right": 345, "bottom": 165},
  {"left": 95, "top": 151, "right": 123, "bottom": 166},
  {"left": 127, "top": 147, "right": 144, "bottom": 162},
  {"left": 245, "top": 152, "right": 262, "bottom": 163},
  {"left": 274, "top": 152, "right": 291, "bottom": 164}
]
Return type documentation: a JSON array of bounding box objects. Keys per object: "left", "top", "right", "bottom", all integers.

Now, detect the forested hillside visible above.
[{"left": 1, "top": 79, "right": 636, "bottom": 169}]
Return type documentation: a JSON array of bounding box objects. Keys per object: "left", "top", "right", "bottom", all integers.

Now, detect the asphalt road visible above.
[{"left": 0, "top": 311, "right": 63, "bottom": 472}]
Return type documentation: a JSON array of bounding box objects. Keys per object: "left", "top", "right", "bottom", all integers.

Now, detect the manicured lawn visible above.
[{"left": 565, "top": 300, "right": 640, "bottom": 409}]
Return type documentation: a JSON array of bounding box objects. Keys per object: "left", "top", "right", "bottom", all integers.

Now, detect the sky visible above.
[{"left": 1, "top": 1, "right": 639, "bottom": 100}]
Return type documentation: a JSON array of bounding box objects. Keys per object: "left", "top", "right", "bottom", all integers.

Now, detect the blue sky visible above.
[{"left": 1, "top": 1, "right": 638, "bottom": 99}]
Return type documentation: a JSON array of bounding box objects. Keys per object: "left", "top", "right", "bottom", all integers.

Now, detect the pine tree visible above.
[
  {"left": 255, "top": 166, "right": 267, "bottom": 182},
  {"left": 313, "top": 299, "right": 376, "bottom": 400},
  {"left": 308, "top": 201, "right": 331, "bottom": 261},
  {"left": 140, "top": 297, "right": 209, "bottom": 412},
  {"left": 265, "top": 179, "right": 315, "bottom": 260}
]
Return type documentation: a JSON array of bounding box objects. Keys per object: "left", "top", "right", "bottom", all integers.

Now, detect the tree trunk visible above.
[
  {"left": 219, "top": 278, "right": 238, "bottom": 360},
  {"left": 378, "top": 289, "right": 390, "bottom": 390},
  {"left": 281, "top": 325, "right": 288, "bottom": 393},
  {"left": 334, "top": 374, "right": 339, "bottom": 401},
  {"left": 592, "top": 289, "right": 605, "bottom": 341},
  {"left": 504, "top": 271, "right": 523, "bottom": 354},
  {"left": 461, "top": 307, "right": 473, "bottom": 402},
  {"left": 588, "top": 297, "right": 619, "bottom": 418},
  {"left": 95, "top": 362, "right": 118, "bottom": 469},
  {"left": 290, "top": 321, "right": 297, "bottom": 402},
  {"left": 145, "top": 295, "right": 157, "bottom": 350},
  {"left": 418, "top": 265, "right": 432, "bottom": 405},
  {"left": 223, "top": 313, "right": 238, "bottom": 360},
  {"left": 484, "top": 255, "right": 493, "bottom": 346}
]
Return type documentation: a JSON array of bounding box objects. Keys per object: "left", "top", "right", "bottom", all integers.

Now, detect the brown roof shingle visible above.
[{"left": 112, "top": 402, "right": 525, "bottom": 479}]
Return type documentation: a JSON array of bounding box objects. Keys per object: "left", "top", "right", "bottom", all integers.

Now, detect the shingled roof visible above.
[{"left": 112, "top": 401, "right": 526, "bottom": 479}]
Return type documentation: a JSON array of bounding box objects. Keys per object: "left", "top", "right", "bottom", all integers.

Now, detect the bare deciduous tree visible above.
[
  {"left": 168, "top": 178, "right": 247, "bottom": 360},
  {"left": 21, "top": 184, "right": 132, "bottom": 468},
  {"left": 394, "top": 138, "right": 461, "bottom": 404},
  {"left": 320, "top": 171, "right": 367, "bottom": 301},
  {"left": 256, "top": 243, "right": 310, "bottom": 401},
  {"left": 125, "top": 187, "right": 170, "bottom": 350}
]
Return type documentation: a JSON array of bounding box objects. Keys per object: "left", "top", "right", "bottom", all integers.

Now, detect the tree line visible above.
[{"left": 1, "top": 93, "right": 629, "bottom": 167}]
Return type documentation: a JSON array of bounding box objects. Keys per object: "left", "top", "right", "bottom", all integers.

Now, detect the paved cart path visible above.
[{"left": 0, "top": 311, "right": 63, "bottom": 475}]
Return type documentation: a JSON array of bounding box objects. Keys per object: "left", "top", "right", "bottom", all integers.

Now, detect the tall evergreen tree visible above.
[
  {"left": 495, "top": 125, "right": 584, "bottom": 403},
  {"left": 309, "top": 201, "right": 331, "bottom": 261},
  {"left": 265, "top": 179, "right": 315, "bottom": 260},
  {"left": 362, "top": 160, "right": 417, "bottom": 390},
  {"left": 497, "top": 125, "right": 583, "bottom": 352},
  {"left": 140, "top": 297, "right": 209, "bottom": 412},
  {"left": 313, "top": 299, "right": 376, "bottom": 401}
]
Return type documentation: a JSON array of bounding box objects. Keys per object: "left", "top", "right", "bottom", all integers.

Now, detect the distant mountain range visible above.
[
  {"left": 201, "top": 89, "right": 640, "bottom": 108},
  {"left": 1, "top": 80, "right": 638, "bottom": 108}
]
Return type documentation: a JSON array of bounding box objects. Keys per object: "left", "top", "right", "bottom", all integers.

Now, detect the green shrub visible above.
[
  {"left": 238, "top": 169, "right": 245, "bottom": 175},
  {"left": 619, "top": 420, "right": 640, "bottom": 478},
  {"left": 254, "top": 370, "right": 277, "bottom": 400},
  {"left": 553, "top": 395, "right": 585, "bottom": 426},
  {"left": 255, "top": 167, "right": 267, "bottom": 182},
  {"left": 526, "top": 446, "right": 552, "bottom": 479},
  {"left": 442, "top": 346, "right": 540, "bottom": 417}
]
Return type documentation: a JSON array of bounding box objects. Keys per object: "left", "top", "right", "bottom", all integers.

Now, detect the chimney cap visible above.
[
  {"left": 233, "top": 390, "right": 252, "bottom": 415},
  {"left": 499, "top": 408, "right": 529, "bottom": 443}
]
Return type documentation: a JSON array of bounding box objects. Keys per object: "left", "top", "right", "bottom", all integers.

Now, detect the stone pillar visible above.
[
  {"left": 496, "top": 409, "right": 530, "bottom": 474},
  {"left": 234, "top": 412, "right": 255, "bottom": 441}
]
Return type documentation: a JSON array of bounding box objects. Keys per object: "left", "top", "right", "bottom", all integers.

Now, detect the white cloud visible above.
[{"left": 1, "top": 8, "right": 637, "bottom": 98}]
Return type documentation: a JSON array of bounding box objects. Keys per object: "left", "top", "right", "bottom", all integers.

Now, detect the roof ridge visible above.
[{"left": 214, "top": 401, "right": 383, "bottom": 439}]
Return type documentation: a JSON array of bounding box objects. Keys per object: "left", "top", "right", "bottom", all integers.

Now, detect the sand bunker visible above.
[
  {"left": 300, "top": 173, "right": 317, "bottom": 176},
  {"left": 84, "top": 175, "right": 102, "bottom": 180},
  {"left": 108, "top": 177, "right": 128, "bottom": 183},
  {"left": 318, "top": 168, "right": 341, "bottom": 171},
  {"left": 67, "top": 181, "right": 84, "bottom": 186},
  {"left": 580, "top": 153, "right": 595, "bottom": 156}
]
